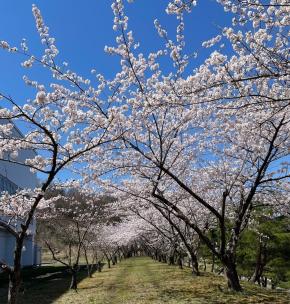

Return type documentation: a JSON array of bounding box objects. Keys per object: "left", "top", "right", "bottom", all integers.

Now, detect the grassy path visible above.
[
  {"left": 48, "top": 257, "right": 290, "bottom": 304},
  {"left": 1, "top": 257, "right": 290, "bottom": 303}
]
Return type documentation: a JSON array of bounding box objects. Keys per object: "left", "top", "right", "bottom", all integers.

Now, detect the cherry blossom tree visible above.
[
  {"left": 0, "top": 5, "right": 122, "bottom": 303},
  {"left": 0, "top": 1, "right": 288, "bottom": 302},
  {"left": 42, "top": 187, "right": 105, "bottom": 290},
  {"left": 87, "top": 0, "right": 289, "bottom": 291},
  {"left": 110, "top": 184, "right": 202, "bottom": 275}
]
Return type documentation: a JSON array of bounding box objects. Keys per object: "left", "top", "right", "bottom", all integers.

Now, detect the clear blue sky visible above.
[
  {"left": 0, "top": 0, "right": 232, "bottom": 182},
  {"left": 0, "top": 0, "right": 232, "bottom": 101}
]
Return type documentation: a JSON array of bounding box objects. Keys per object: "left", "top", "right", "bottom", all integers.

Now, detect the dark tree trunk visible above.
[
  {"left": 87, "top": 265, "right": 93, "bottom": 278},
  {"left": 223, "top": 257, "right": 242, "bottom": 291},
  {"left": 70, "top": 270, "right": 78, "bottom": 290},
  {"left": 211, "top": 254, "right": 215, "bottom": 272},
  {"left": 163, "top": 255, "right": 167, "bottom": 263},
  {"left": 178, "top": 257, "right": 183, "bottom": 269},
  {"left": 97, "top": 261, "right": 102, "bottom": 272},
  {"left": 190, "top": 253, "right": 200, "bottom": 276},
  {"left": 8, "top": 240, "right": 23, "bottom": 304},
  {"left": 107, "top": 259, "right": 111, "bottom": 269},
  {"left": 168, "top": 255, "right": 175, "bottom": 265},
  {"left": 84, "top": 249, "right": 93, "bottom": 278},
  {"left": 155, "top": 251, "right": 158, "bottom": 260},
  {"left": 8, "top": 269, "right": 21, "bottom": 304},
  {"left": 262, "top": 276, "right": 267, "bottom": 288},
  {"left": 250, "top": 240, "right": 267, "bottom": 285}
]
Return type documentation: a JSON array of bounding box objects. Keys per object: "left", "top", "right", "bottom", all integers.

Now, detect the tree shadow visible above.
[{"left": 0, "top": 265, "right": 98, "bottom": 304}]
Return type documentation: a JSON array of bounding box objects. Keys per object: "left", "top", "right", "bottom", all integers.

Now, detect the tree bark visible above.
[
  {"left": 162, "top": 255, "right": 167, "bottom": 263},
  {"left": 178, "top": 256, "right": 183, "bottom": 269},
  {"left": 8, "top": 239, "right": 23, "bottom": 304},
  {"left": 87, "top": 265, "right": 93, "bottom": 278},
  {"left": 211, "top": 254, "right": 215, "bottom": 272},
  {"left": 223, "top": 257, "right": 242, "bottom": 291},
  {"left": 83, "top": 248, "right": 93, "bottom": 278},
  {"left": 250, "top": 239, "right": 267, "bottom": 285},
  {"left": 190, "top": 253, "right": 200, "bottom": 276},
  {"left": 97, "top": 261, "right": 102, "bottom": 272},
  {"left": 8, "top": 270, "right": 21, "bottom": 304},
  {"left": 70, "top": 270, "right": 78, "bottom": 290},
  {"left": 168, "top": 255, "right": 175, "bottom": 265}
]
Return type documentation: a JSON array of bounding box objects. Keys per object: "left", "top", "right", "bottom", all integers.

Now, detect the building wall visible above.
[
  {"left": 0, "top": 231, "right": 39, "bottom": 267},
  {"left": 0, "top": 119, "right": 41, "bottom": 267},
  {"left": 0, "top": 118, "right": 38, "bottom": 190}
]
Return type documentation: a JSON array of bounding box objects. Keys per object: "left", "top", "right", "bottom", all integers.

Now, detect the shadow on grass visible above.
[{"left": 0, "top": 265, "right": 98, "bottom": 304}]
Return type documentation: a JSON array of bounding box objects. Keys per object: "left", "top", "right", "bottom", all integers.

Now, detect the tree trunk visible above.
[
  {"left": 211, "top": 254, "right": 215, "bottom": 272},
  {"left": 251, "top": 239, "right": 267, "bottom": 285},
  {"left": 189, "top": 251, "right": 200, "bottom": 276},
  {"left": 70, "top": 270, "right": 78, "bottom": 290},
  {"left": 8, "top": 270, "right": 21, "bottom": 304},
  {"left": 162, "top": 255, "right": 167, "bottom": 263},
  {"left": 97, "top": 261, "right": 102, "bottom": 272},
  {"left": 168, "top": 255, "right": 175, "bottom": 265},
  {"left": 87, "top": 265, "right": 93, "bottom": 278},
  {"left": 178, "top": 256, "right": 183, "bottom": 269},
  {"left": 107, "top": 259, "right": 111, "bottom": 269},
  {"left": 118, "top": 251, "right": 122, "bottom": 262},
  {"left": 8, "top": 239, "right": 23, "bottom": 304},
  {"left": 83, "top": 249, "right": 93, "bottom": 278},
  {"left": 262, "top": 276, "right": 267, "bottom": 288},
  {"left": 223, "top": 258, "right": 242, "bottom": 291},
  {"left": 154, "top": 251, "right": 158, "bottom": 261}
]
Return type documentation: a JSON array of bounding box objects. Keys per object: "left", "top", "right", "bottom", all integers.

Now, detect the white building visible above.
[{"left": 0, "top": 119, "right": 41, "bottom": 267}]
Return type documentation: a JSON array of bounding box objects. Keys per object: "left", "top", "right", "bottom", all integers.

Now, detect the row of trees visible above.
[
  {"left": 93, "top": 0, "right": 289, "bottom": 291},
  {"left": 111, "top": 197, "right": 290, "bottom": 289},
  {"left": 36, "top": 189, "right": 137, "bottom": 290},
  {"left": 0, "top": 0, "right": 289, "bottom": 303}
]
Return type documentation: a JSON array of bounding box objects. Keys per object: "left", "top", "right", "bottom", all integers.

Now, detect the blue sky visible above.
[
  {"left": 0, "top": 0, "right": 232, "bottom": 98},
  {"left": 0, "top": 0, "right": 232, "bottom": 182}
]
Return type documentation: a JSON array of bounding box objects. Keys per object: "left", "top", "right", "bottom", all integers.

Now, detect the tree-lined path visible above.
[
  {"left": 4, "top": 257, "right": 289, "bottom": 304},
  {"left": 0, "top": 1, "right": 289, "bottom": 303}
]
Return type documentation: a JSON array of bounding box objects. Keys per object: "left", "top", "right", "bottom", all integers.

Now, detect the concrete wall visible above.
[{"left": 0, "top": 118, "right": 38, "bottom": 190}]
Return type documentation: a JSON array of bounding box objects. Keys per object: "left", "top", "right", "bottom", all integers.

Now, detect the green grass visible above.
[{"left": 1, "top": 257, "right": 290, "bottom": 303}]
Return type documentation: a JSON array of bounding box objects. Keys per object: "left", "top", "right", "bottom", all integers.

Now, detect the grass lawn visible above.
[{"left": 1, "top": 257, "right": 290, "bottom": 303}]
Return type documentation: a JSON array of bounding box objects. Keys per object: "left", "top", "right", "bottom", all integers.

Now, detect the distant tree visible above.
[{"left": 44, "top": 189, "right": 104, "bottom": 290}]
